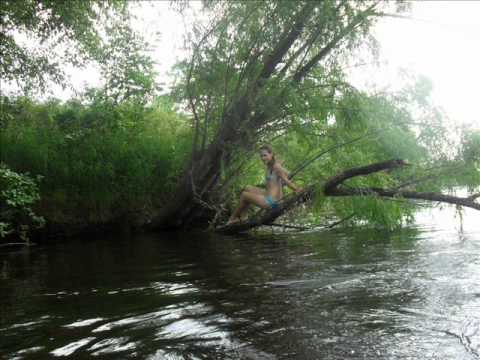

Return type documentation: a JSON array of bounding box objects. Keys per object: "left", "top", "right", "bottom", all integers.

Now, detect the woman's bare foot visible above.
[{"left": 226, "top": 217, "right": 241, "bottom": 226}]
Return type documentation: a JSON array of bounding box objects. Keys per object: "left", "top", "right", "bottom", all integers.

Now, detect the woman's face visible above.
[{"left": 260, "top": 149, "right": 272, "bottom": 164}]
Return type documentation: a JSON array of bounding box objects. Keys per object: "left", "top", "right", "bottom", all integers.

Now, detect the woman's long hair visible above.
[{"left": 259, "top": 144, "right": 276, "bottom": 168}]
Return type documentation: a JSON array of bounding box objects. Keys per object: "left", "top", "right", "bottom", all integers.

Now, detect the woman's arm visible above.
[{"left": 273, "top": 164, "right": 302, "bottom": 193}]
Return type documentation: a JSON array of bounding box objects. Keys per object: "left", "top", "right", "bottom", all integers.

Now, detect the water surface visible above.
[{"left": 1, "top": 207, "right": 479, "bottom": 359}]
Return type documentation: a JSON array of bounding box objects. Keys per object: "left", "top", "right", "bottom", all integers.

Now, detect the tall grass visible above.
[{"left": 0, "top": 96, "right": 192, "bottom": 226}]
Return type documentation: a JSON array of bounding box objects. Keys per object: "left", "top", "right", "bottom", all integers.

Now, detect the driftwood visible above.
[{"left": 216, "top": 159, "right": 479, "bottom": 234}]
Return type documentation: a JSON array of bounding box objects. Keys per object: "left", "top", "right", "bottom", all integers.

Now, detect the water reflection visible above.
[{"left": 0, "top": 206, "right": 479, "bottom": 359}]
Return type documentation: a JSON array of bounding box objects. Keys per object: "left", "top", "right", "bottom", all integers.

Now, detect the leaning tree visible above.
[{"left": 149, "top": 0, "right": 479, "bottom": 231}]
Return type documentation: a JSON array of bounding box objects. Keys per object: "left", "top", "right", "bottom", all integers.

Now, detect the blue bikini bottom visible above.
[{"left": 265, "top": 195, "right": 279, "bottom": 209}]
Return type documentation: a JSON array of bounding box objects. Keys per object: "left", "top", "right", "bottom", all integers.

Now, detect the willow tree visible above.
[
  {"left": 149, "top": 1, "right": 396, "bottom": 227},
  {"left": 149, "top": 0, "right": 480, "bottom": 231},
  {"left": 0, "top": 0, "right": 128, "bottom": 93}
]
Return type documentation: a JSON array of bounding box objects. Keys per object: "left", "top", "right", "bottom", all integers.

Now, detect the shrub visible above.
[{"left": 0, "top": 164, "right": 45, "bottom": 241}]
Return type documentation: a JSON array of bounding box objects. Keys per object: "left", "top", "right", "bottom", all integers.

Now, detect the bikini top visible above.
[{"left": 265, "top": 168, "right": 283, "bottom": 186}]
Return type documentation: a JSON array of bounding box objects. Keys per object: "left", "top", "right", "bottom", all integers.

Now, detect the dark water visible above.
[{"left": 1, "top": 207, "right": 479, "bottom": 360}]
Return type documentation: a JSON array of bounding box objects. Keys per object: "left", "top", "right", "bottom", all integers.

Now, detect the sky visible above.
[
  {"left": 358, "top": 1, "right": 480, "bottom": 130},
  {"left": 55, "top": 1, "right": 480, "bottom": 130}
]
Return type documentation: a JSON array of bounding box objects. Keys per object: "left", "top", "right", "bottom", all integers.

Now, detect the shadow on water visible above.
[{"left": 1, "top": 206, "right": 480, "bottom": 359}]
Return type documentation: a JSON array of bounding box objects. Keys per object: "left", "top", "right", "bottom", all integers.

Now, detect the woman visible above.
[{"left": 226, "top": 144, "right": 302, "bottom": 225}]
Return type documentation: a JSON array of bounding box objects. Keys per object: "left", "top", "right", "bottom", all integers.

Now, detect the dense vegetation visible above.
[
  {"left": 1, "top": 0, "right": 479, "bottom": 242},
  {"left": 0, "top": 96, "right": 191, "bottom": 238}
]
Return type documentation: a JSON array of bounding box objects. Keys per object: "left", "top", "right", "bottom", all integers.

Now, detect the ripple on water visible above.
[
  {"left": 9, "top": 346, "right": 45, "bottom": 360},
  {"left": 88, "top": 337, "right": 138, "bottom": 356},
  {"left": 50, "top": 337, "right": 96, "bottom": 357},
  {"left": 0, "top": 315, "right": 50, "bottom": 332},
  {"left": 89, "top": 302, "right": 208, "bottom": 334},
  {"left": 63, "top": 318, "right": 104, "bottom": 328},
  {"left": 1, "top": 206, "right": 479, "bottom": 359},
  {"left": 460, "top": 318, "right": 480, "bottom": 357},
  {"left": 157, "top": 318, "right": 230, "bottom": 343}
]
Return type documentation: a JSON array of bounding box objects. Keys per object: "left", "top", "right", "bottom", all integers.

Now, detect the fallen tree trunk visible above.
[{"left": 216, "top": 159, "right": 479, "bottom": 234}]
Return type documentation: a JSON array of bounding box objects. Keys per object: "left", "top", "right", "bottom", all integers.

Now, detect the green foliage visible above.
[
  {"left": 172, "top": 0, "right": 408, "bottom": 154},
  {"left": 462, "top": 130, "right": 480, "bottom": 166},
  {"left": 1, "top": 0, "right": 477, "bottom": 233},
  {"left": 0, "top": 163, "right": 44, "bottom": 241},
  {"left": 458, "top": 129, "right": 480, "bottom": 190},
  {"left": 172, "top": 0, "right": 477, "bottom": 229},
  {"left": 95, "top": 17, "right": 159, "bottom": 104},
  {"left": 1, "top": 0, "right": 128, "bottom": 93},
  {"left": 0, "top": 95, "right": 192, "bottom": 228},
  {"left": 264, "top": 75, "right": 476, "bottom": 229}
]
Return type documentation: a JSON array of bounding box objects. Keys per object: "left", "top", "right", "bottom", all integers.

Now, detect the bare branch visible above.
[
  {"left": 258, "top": 2, "right": 316, "bottom": 80},
  {"left": 200, "top": 95, "right": 211, "bottom": 151},
  {"left": 323, "top": 159, "right": 409, "bottom": 194},
  {"left": 267, "top": 223, "right": 311, "bottom": 231},
  {"left": 289, "top": 130, "right": 384, "bottom": 179},
  {"left": 293, "top": 2, "right": 379, "bottom": 83},
  {"left": 323, "top": 160, "right": 480, "bottom": 211},
  {"left": 329, "top": 187, "right": 480, "bottom": 211},
  {"left": 324, "top": 213, "right": 356, "bottom": 229},
  {"left": 186, "top": 19, "right": 221, "bottom": 158}
]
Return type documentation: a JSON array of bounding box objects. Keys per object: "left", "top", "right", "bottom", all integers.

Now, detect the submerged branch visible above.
[
  {"left": 323, "top": 213, "right": 356, "bottom": 229},
  {"left": 267, "top": 223, "right": 311, "bottom": 231}
]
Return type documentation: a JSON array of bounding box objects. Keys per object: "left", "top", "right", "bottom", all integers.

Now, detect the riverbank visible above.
[{"left": 0, "top": 96, "right": 191, "bottom": 242}]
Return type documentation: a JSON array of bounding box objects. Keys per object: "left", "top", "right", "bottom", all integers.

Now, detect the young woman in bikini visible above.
[{"left": 226, "top": 144, "right": 302, "bottom": 225}]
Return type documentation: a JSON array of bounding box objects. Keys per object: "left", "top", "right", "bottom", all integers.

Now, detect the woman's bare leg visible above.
[
  {"left": 227, "top": 189, "right": 269, "bottom": 224},
  {"left": 243, "top": 185, "right": 266, "bottom": 196}
]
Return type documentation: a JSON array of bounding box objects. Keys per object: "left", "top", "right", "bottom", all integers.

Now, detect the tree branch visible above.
[
  {"left": 258, "top": 2, "right": 316, "bottom": 80},
  {"left": 329, "top": 187, "right": 480, "bottom": 211},
  {"left": 268, "top": 223, "right": 311, "bottom": 231},
  {"left": 323, "top": 159, "right": 409, "bottom": 194},
  {"left": 468, "top": 193, "right": 480, "bottom": 201},
  {"left": 289, "top": 130, "right": 383, "bottom": 179},
  {"left": 293, "top": 2, "right": 379, "bottom": 83},
  {"left": 216, "top": 158, "right": 480, "bottom": 234}
]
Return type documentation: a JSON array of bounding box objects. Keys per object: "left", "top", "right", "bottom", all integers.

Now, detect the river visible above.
[{"left": 1, "top": 206, "right": 479, "bottom": 359}]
